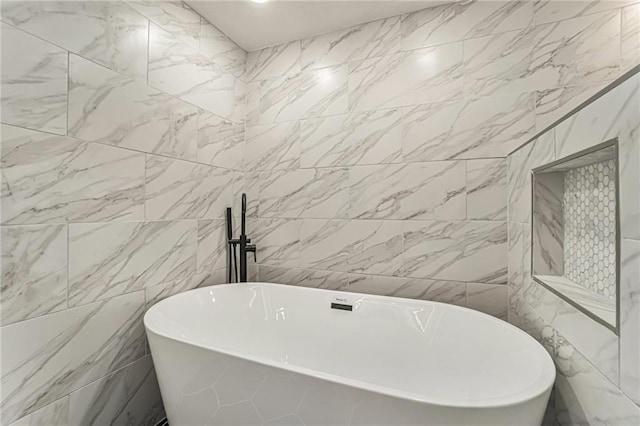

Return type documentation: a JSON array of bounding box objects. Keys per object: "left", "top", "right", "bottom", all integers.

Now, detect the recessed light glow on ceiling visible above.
[{"left": 251, "top": 0, "right": 269, "bottom": 3}]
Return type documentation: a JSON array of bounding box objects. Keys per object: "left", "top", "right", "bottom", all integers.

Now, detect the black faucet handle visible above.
[{"left": 246, "top": 244, "right": 257, "bottom": 262}]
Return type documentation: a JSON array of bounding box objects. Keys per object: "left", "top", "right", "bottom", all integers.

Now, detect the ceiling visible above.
[{"left": 187, "top": 0, "right": 448, "bottom": 52}]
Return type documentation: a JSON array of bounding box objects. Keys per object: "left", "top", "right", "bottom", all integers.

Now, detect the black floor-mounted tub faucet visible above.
[{"left": 226, "top": 193, "right": 256, "bottom": 283}]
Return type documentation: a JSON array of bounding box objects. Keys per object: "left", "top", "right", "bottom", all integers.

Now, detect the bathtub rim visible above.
[{"left": 144, "top": 282, "right": 556, "bottom": 410}]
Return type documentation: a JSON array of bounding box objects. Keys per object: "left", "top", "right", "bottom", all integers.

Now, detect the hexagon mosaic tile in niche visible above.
[{"left": 563, "top": 159, "right": 616, "bottom": 299}]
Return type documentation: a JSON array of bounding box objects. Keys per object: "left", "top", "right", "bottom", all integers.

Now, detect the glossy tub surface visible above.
[{"left": 145, "top": 283, "right": 555, "bottom": 425}]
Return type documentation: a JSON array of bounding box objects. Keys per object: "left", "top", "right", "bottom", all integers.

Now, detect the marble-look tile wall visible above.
[
  {"left": 508, "top": 69, "right": 640, "bottom": 423},
  {"left": 2, "top": 0, "right": 640, "bottom": 424},
  {"left": 243, "top": 0, "right": 639, "bottom": 325},
  {"left": 0, "top": 1, "right": 245, "bottom": 424}
]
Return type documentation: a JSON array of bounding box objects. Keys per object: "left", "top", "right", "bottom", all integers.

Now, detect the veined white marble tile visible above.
[
  {"left": 402, "top": 92, "right": 535, "bottom": 161},
  {"left": 200, "top": 20, "right": 247, "bottom": 79},
  {"left": 523, "top": 279, "right": 619, "bottom": 384},
  {"left": 508, "top": 288, "right": 521, "bottom": 321},
  {"left": 68, "top": 54, "right": 199, "bottom": 161},
  {"left": 401, "top": 0, "right": 533, "bottom": 51},
  {"left": 68, "top": 220, "right": 197, "bottom": 307},
  {"left": 173, "top": 272, "right": 232, "bottom": 304},
  {"left": 534, "top": 0, "right": 635, "bottom": 25},
  {"left": 347, "top": 274, "right": 467, "bottom": 306},
  {"left": 508, "top": 288, "right": 525, "bottom": 325},
  {"left": 259, "top": 65, "right": 348, "bottom": 124},
  {"left": 245, "top": 121, "right": 300, "bottom": 171},
  {"left": 532, "top": 172, "right": 564, "bottom": 275},
  {"left": 258, "top": 266, "right": 349, "bottom": 291},
  {"left": 507, "top": 130, "right": 556, "bottom": 224},
  {"left": 522, "top": 224, "right": 532, "bottom": 277},
  {"left": 555, "top": 75, "right": 637, "bottom": 156},
  {"left": 534, "top": 83, "right": 608, "bottom": 132},
  {"left": 542, "top": 145, "right": 617, "bottom": 172},
  {"left": 233, "top": 171, "right": 260, "bottom": 218},
  {"left": 0, "top": 291, "right": 146, "bottom": 425},
  {"left": 197, "top": 219, "right": 226, "bottom": 274},
  {"left": 508, "top": 222, "right": 525, "bottom": 296},
  {"left": 1, "top": 1, "right": 148, "bottom": 79},
  {"left": 300, "top": 220, "right": 353, "bottom": 274},
  {"left": 1, "top": 24, "right": 67, "bottom": 135},
  {"left": 522, "top": 224, "right": 532, "bottom": 285},
  {"left": 7, "top": 396, "right": 69, "bottom": 426},
  {"left": 258, "top": 266, "right": 320, "bottom": 286},
  {"left": 1, "top": 225, "right": 67, "bottom": 325},
  {"left": 300, "top": 109, "right": 402, "bottom": 168},
  {"left": 211, "top": 268, "right": 230, "bottom": 286},
  {"left": 555, "top": 333, "right": 640, "bottom": 425},
  {"left": 145, "top": 155, "right": 233, "bottom": 220},
  {"left": 231, "top": 76, "right": 247, "bottom": 123},
  {"left": 346, "top": 220, "right": 402, "bottom": 275},
  {"left": 1, "top": 124, "right": 145, "bottom": 224},
  {"left": 348, "top": 221, "right": 404, "bottom": 276},
  {"left": 467, "top": 158, "right": 507, "bottom": 221},
  {"left": 254, "top": 169, "right": 307, "bottom": 218},
  {"left": 256, "top": 75, "right": 297, "bottom": 123},
  {"left": 402, "top": 220, "right": 508, "bottom": 284},
  {"left": 467, "top": 283, "right": 508, "bottom": 319},
  {"left": 68, "top": 355, "right": 164, "bottom": 426},
  {"left": 622, "top": 4, "right": 640, "bottom": 72},
  {"left": 556, "top": 75, "right": 639, "bottom": 239},
  {"left": 533, "top": 275, "right": 615, "bottom": 326},
  {"left": 348, "top": 43, "right": 463, "bottom": 112},
  {"left": 462, "top": 26, "right": 535, "bottom": 97},
  {"left": 146, "top": 272, "right": 225, "bottom": 309},
  {"left": 259, "top": 168, "right": 348, "bottom": 219},
  {"left": 230, "top": 172, "right": 246, "bottom": 219},
  {"left": 148, "top": 22, "right": 236, "bottom": 119},
  {"left": 300, "top": 219, "right": 402, "bottom": 275},
  {"left": 247, "top": 219, "right": 301, "bottom": 268},
  {"left": 247, "top": 264, "right": 259, "bottom": 283},
  {"left": 244, "top": 41, "right": 301, "bottom": 82},
  {"left": 301, "top": 16, "right": 401, "bottom": 70},
  {"left": 126, "top": 0, "right": 200, "bottom": 49},
  {"left": 617, "top": 92, "right": 640, "bottom": 243},
  {"left": 533, "top": 10, "right": 621, "bottom": 87},
  {"left": 507, "top": 151, "right": 525, "bottom": 224},
  {"left": 348, "top": 161, "right": 466, "bottom": 220},
  {"left": 620, "top": 238, "right": 640, "bottom": 404},
  {"left": 245, "top": 80, "right": 261, "bottom": 126},
  {"left": 508, "top": 295, "right": 555, "bottom": 356},
  {"left": 401, "top": 101, "right": 463, "bottom": 161},
  {"left": 301, "top": 168, "right": 350, "bottom": 219},
  {"left": 197, "top": 111, "right": 244, "bottom": 170},
  {"left": 464, "top": 10, "right": 620, "bottom": 97}
]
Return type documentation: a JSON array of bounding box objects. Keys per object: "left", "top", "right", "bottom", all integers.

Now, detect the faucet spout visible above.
[
  {"left": 241, "top": 193, "right": 247, "bottom": 235},
  {"left": 238, "top": 193, "right": 254, "bottom": 283}
]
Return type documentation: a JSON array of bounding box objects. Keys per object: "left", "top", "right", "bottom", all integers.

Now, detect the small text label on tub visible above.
[{"left": 331, "top": 296, "right": 355, "bottom": 311}]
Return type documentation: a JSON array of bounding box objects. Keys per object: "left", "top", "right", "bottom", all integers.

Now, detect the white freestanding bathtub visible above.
[{"left": 145, "top": 283, "right": 555, "bottom": 426}]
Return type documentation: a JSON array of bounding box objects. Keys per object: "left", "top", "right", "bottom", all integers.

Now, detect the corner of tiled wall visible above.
[
  {"left": 239, "top": 1, "right": 640, "bottom": 424},
  {"left": 506, "top": 3, "right": 640, "bottom": 421},
  {"left": 1, "top": 1, "right": 246, "bottom": 424},
  {"left": 243, "top": 0, "right": 639, "bottom": 327}
]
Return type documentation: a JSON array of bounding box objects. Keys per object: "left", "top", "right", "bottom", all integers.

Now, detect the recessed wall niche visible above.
[{"left": 532, "top": 140, "right": 618, "bottom": 331}]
